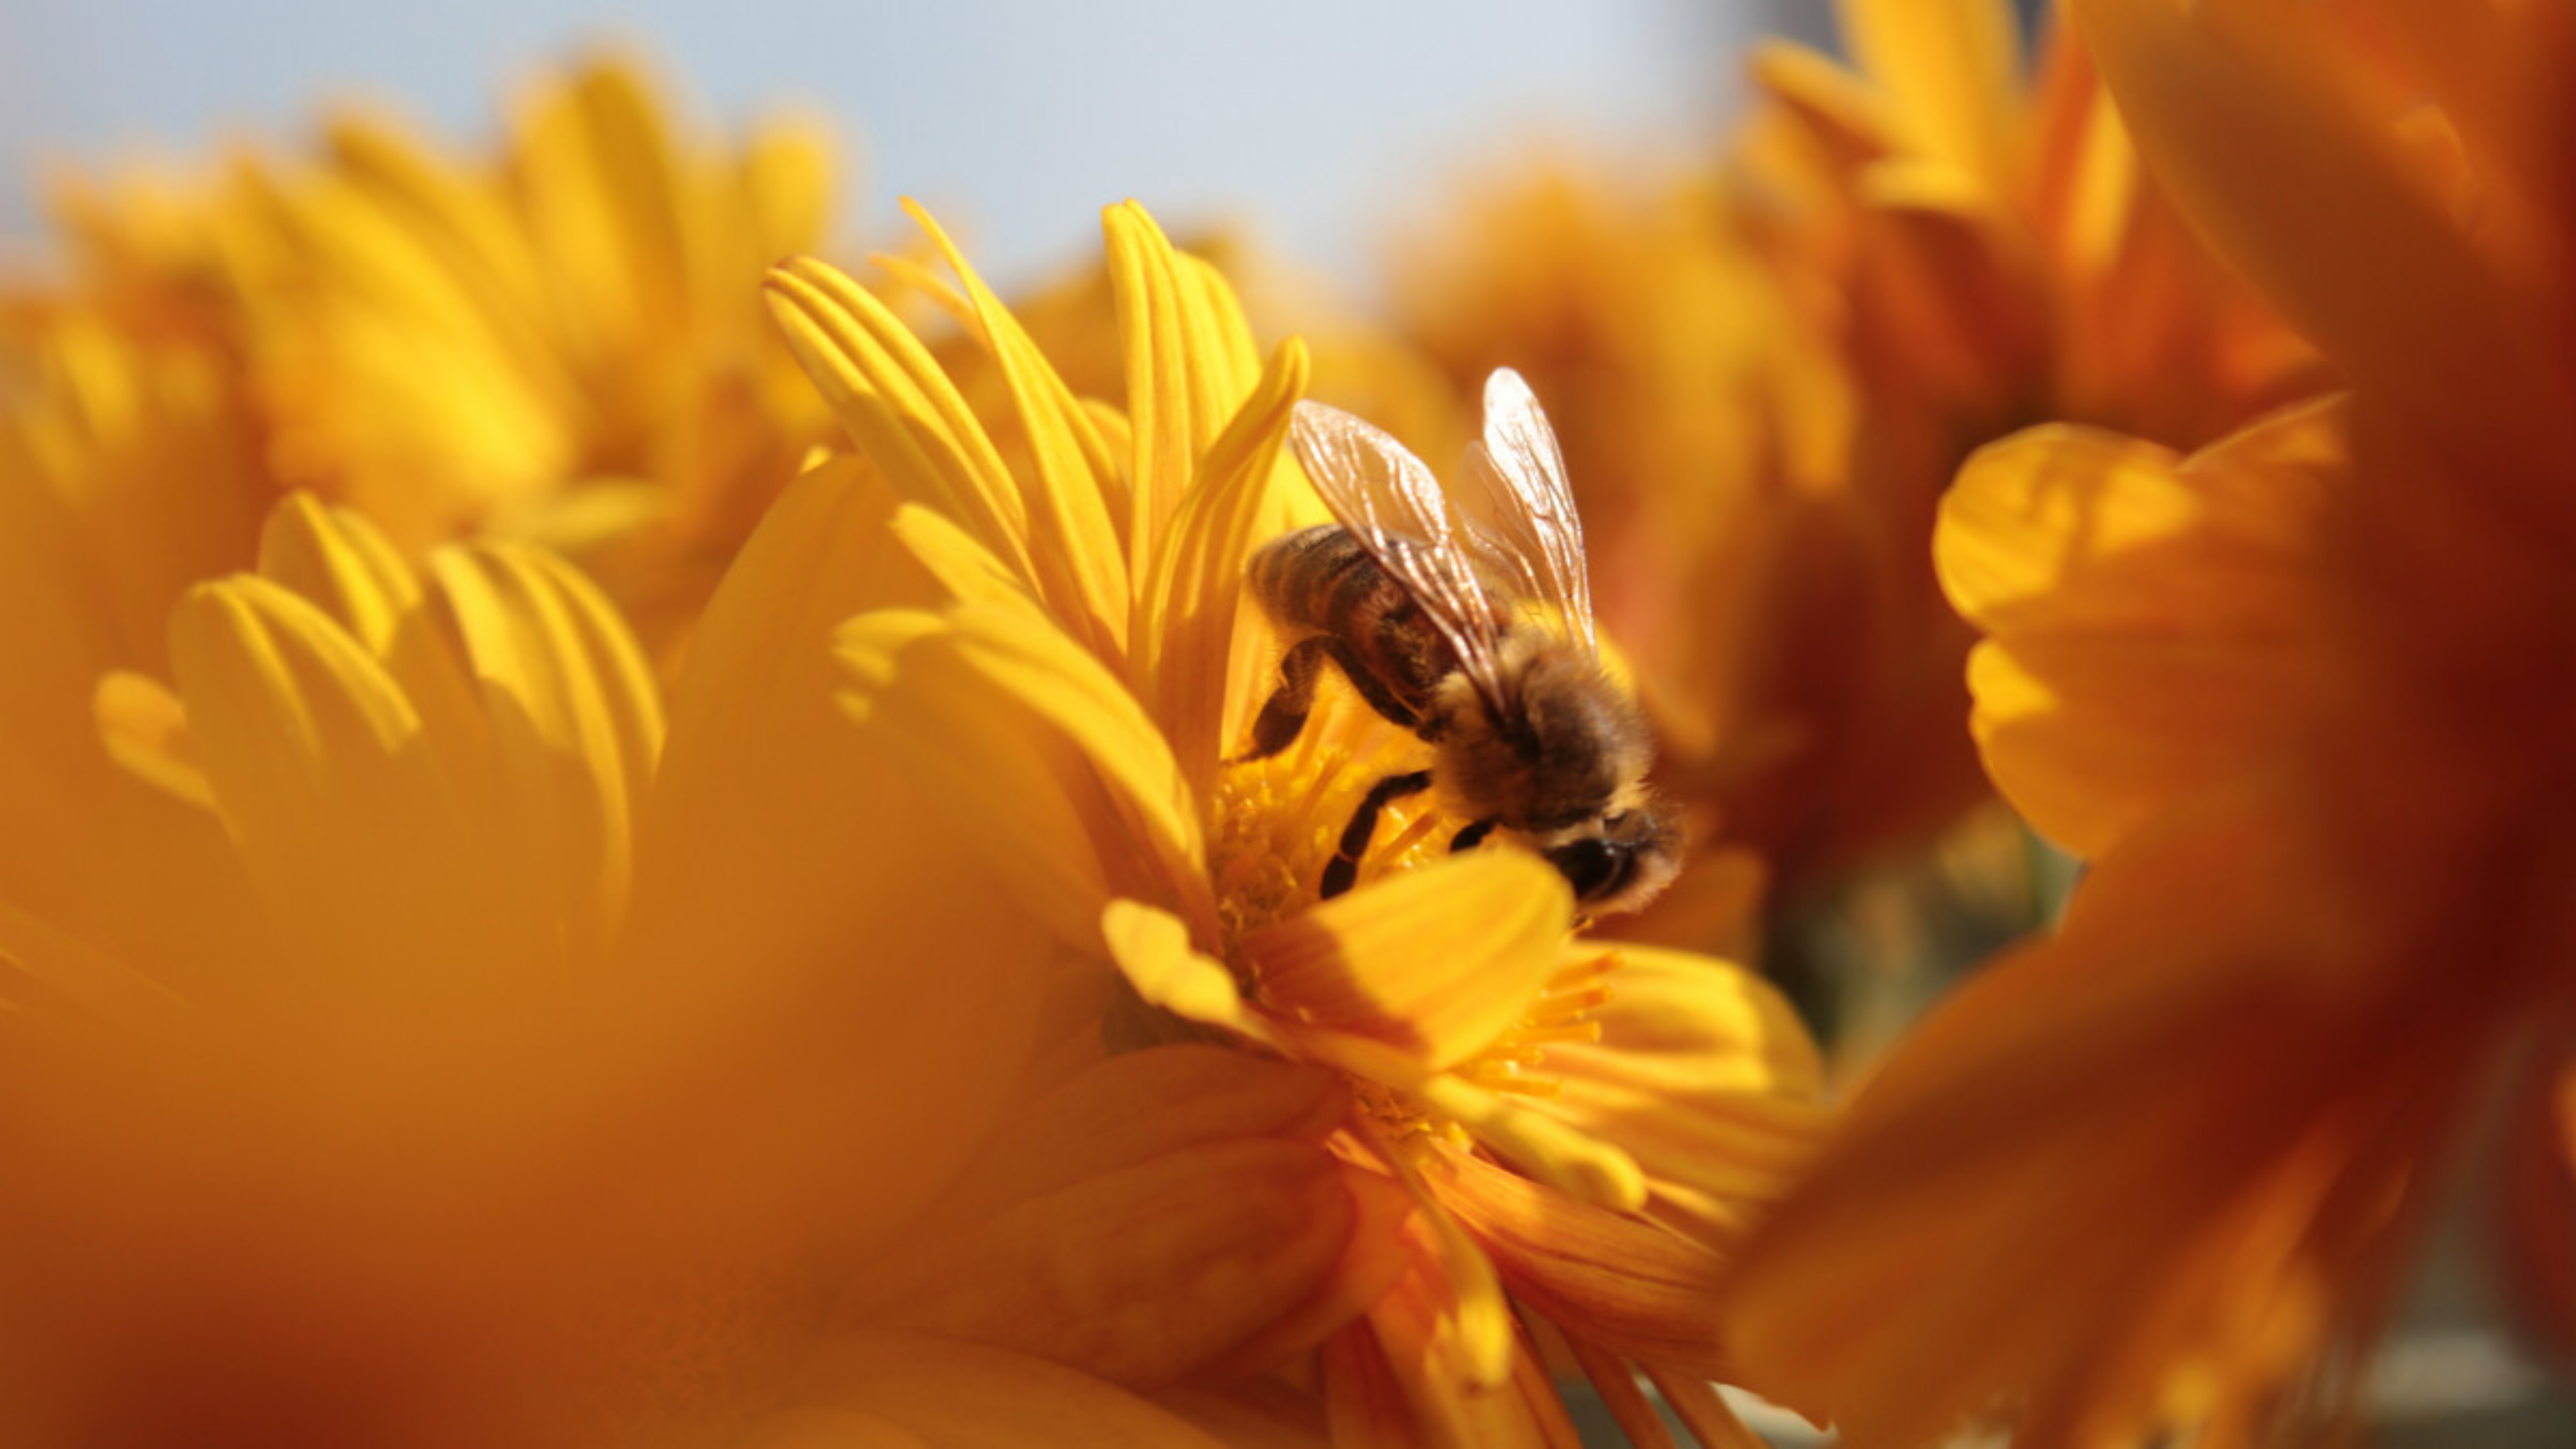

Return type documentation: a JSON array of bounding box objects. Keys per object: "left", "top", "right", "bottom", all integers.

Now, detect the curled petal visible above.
[
  {"left": 1936, "top": 403, "right": 2339, "bottom": 856},
  {"left": 1241, "top": 852, "right": 1570, "bottom": 1071},
  {"left": 1100, "top": 900, "right": 1283, "bottom": 1048}
]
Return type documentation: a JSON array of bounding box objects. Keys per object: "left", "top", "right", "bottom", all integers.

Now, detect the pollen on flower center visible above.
[{"left": 1207, "top": 732, "right": 1449, "bottom": 952}]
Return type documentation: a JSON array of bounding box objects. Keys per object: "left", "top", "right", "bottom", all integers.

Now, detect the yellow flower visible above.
[
  {"left": 0, "top": 465, "right": 1352, "bottom": 1443},
  {"left": 1385, "top": 0, "right": 2322, "bottom": 910},
  {"left": 7, "top": 54, "right": 842, "bottom": 654},
  {"left": 765, "top": 200, "right": 1831, "bottom": 1443},
  {"left": 1713, "top": 1, "right": 2576, "bottom": 1441}
]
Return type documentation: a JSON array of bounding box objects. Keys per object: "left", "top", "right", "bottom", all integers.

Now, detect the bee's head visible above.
[{"left": 1540, "top": 799, "right": 1683, "bottom": 916}]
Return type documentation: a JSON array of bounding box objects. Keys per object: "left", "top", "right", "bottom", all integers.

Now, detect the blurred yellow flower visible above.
[
  {"left": 6, "top": 54, "right": 843, "bottom": 654},
  {"left": 1389, "top": 0, "right": 2322, "bottom": 917},
  {"left": 0, "top": 465, "right": 1373, "bottom": 1443},
  {"left": 766, "top": 201, "right": 1832, "bottom": 1443},
  {"left": 1714, "top": 0, "right": 2576, "bottom": 1441}
]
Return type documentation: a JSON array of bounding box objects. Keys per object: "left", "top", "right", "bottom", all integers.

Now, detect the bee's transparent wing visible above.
[
  {"left": 1455, "top": 368, "right": 1596, "bottom": 655},
  {"left": 1286, "top": 399, "right": 1509, "bottom": 706}
]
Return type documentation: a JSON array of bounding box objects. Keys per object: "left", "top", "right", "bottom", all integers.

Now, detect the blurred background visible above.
[{"left": 0, "top": 0, "right": 1768, "bottom": 295}]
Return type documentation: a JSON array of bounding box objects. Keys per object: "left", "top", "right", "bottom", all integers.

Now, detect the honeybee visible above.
[{"left": 1241, "top": 368, "right": 1680, "bottom": 914}]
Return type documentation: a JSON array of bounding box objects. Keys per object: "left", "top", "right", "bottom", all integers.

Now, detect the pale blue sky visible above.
[{"left": 0, "top": 0, "right": 1773, "bottom": 295}]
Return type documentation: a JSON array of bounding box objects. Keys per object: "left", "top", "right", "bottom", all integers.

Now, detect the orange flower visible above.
[
  {"left": 1715, "top": 1, "right": 2576, "bottom": 1441},
  {"left": 1388, "top": 0, "right": 2322, "bottom": 914}
]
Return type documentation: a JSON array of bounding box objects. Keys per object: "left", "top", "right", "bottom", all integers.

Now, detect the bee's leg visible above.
[
  {"left": 1450, "top": 819, "right": 1498, "bottom": 852},
  {"left": 1238, "top": 636, "right": 1337, "bottom": 762},
  {"left": 1239, "top": 637, "right": 1418, "bottom": 762},
  {"left": 1321, "top": 770, "right": 1435, "bottom": 899}
]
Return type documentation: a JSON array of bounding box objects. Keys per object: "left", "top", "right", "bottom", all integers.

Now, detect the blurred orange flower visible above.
[
  {"left": 1389, "top": 0, "right": 2321, "bottom": 921},
  {"left": 1715, "top": 0, "right": 2576, "bottom": 1441}
]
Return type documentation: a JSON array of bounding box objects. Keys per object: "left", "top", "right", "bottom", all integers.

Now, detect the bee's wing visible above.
[
  {"left": 1455, "top": 368, "right": 1596, "bottom": 655},
  {"left": 1286, "top": 399, "right": 1509, "bottom": 707}
]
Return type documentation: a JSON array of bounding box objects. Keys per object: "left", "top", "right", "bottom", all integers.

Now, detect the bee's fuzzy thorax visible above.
[{"left": 1433, "top": 630, "right": 1653, "bottom": 831}]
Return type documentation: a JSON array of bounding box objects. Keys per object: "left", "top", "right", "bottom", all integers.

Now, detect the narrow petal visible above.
[
  {"left": 902, "top": 200, "right": 1130, "bottom": 660},
  {"left": 1132, "top": 336, "right": 1307, "bottom": 795},
  {"left": 93, "top": 670, "right": 213, "bottom": 812},
  {"left": 1534, "top": 947, "right": 1832, "bottom": 1246},
  {"left": 1432, "top": 1149, "right": 1736, "bottom": 1379},
  {"left": 771, "top": 1333, "right": 1228, "bottom": 1449},
  {"left": 1103, "top": 203, "right": 1265, "bottom": 575},
  {"left": 431, "top": 542, "right": 665, "bottom": 967},
  {"left": 250, "top": 494, "right": 489, "bottom": 778},
  {"left": 763, "top": 256, "right": 1040, "bottom": 584},
  {"left": 1240, "top": 851, "right": 1571, "bottom": 1071},
  {"left": 1348, "top": 1256, "right": 1571, "bottom": 1449},
  {"left": 1936, "top": 403, "right": 2338, "bottom": 856},
  {"left": 1839, "top": 0, "right": 2025, "bottom": 181},
  {"left": 254, "top": 493, "right": 422, "bottom": 657},
  {"left": 169, "top": 575, "right": 507, "bottom": 988}
]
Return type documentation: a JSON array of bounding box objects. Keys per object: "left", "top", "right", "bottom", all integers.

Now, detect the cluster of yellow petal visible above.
[
  {"left": 1706, "top": 0, "right": 2576, "bottom": 1444},
  {"left": 5, "top": 56, "right": 840, "bottom": 658},
  {"left": 1384, "top": 0, "right": 2320, "bottom": 921}
]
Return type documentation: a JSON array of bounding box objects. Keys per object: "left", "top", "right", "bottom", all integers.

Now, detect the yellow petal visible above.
[
  {"left": 93, "top": 669, "right": 213, "bottom": 812},
  {"left": 1102, "top": 202, "right": 1265, "bottom": 572},
  {"left": 887, "top": 503, "right": 1044, "bottom": 613},
  {"left": 1340, "top": 1254, "right": 1567, "bottom": 1447},
  {"left": 1100, "top": 899, "right": 1278, "bottom": 1046},
  {"left": 1534, "top": 946, "right": 1833, "bottom": 1245},
  {"left": 168, "top": 574, "right": 508, "bottom": 987},
  {"left": 763, "top": 256, "right": 1042, "bottom": 588},
  {"left": 902, "top": 199, "right": 1130, "bottom": 660},
  {"left": 1410, "top": 1074, "right": 1648, "bottom": 1213},
  {"left": 1132, "top": 336, "right": 1308, "bottom": 798},
  {"left": 769, "top": 1334, "right": 1228, "bottom": 1449},
  {"left": 842, "top": 1056, "right": 1362, "bottom": 1387},
  {"left": 840, "top": 598, "right": 1214, "bottom": 936},
  {"left": 1937, "top": 404, "right": 2338, "bottom": 857},
  {"left": 252, "top": 493, "right": 418, "bottom": 655},
  {"left": 431, "top": 542, "right": 664, "bottom": 966},
  {"left": 621, "top": 460, "right": 1052, "bottom": 1248},
  {"left": 1839, "top": 0, "right": 2025, "bottom": 181},
  {"left": 1240, "top": 851, "right": 1570, "bottom": 1071},
  {"left": 1430, "top": 1148, "right": 1735, "bottom": 1379}
]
